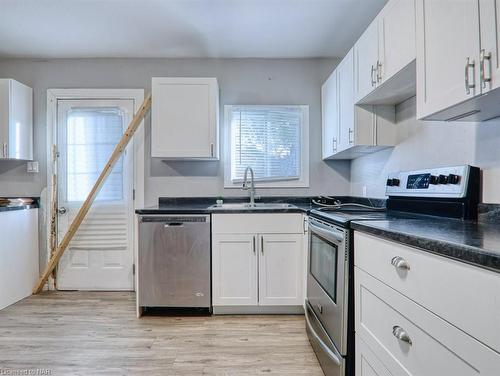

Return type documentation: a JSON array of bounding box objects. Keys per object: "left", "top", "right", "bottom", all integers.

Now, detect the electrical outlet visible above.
[{"left": 27, "top": 161, "right": 39, "bottom": 173}]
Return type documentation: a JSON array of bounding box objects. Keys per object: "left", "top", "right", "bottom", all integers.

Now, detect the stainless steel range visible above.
[{"left": 305, "top": 165, "right": 480, "bottom": 376}]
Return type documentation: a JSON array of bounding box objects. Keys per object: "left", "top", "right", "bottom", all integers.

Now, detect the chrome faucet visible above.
[{"left": 242, "top": 166, "right": 256, "bottom": 207}]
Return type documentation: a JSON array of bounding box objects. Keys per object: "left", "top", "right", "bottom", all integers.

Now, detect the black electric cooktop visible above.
[{"left": 309, "top": 208, "right": 424, "bottom": 227}]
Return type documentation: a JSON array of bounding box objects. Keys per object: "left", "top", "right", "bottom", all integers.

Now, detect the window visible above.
[
  {"left": 225, "top": 105, "right": 309, "bottom": 188},
  {"left": 66, "top": 108, "right": 125, "bottom": 202}
]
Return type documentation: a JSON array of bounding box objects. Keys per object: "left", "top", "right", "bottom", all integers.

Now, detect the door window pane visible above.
[{"left": 66, "top": 108, "right": 124, "bottom": 202}]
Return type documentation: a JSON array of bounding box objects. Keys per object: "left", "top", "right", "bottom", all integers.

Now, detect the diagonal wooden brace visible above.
[{"left": 33, "top": 93, "right": 152, "bottom": 294}]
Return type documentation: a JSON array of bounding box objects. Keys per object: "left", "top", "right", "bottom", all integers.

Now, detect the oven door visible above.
[{"left": 307, "top": 217, "right": 349, "bottom": 355}]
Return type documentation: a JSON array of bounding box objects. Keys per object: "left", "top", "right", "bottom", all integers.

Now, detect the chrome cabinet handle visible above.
[
  {"left": 332, "top": 137, "right": 337, "bottom": 152},
  {"left": 480, "top": 49, "right": 492, "bottom": 89},
  {"left": 210, "top": 143, "right": 214, "bottom": 157},
  {"left": 465, "top": 57, "right": 475, "bottom": 94},
  {"left": 370, "top": 65, "right": 377, "bottom": 87},
  {"left": 57, "top": 207, "right": 67, "bottom": 215},
  {"left": 260, "top": 236, "right": 264, "bottom": 255},
  {"left": 252, "top": 235, "right": 256, "bottom": 254},
  {"left": 393, "top": 326, "right": 412, "bottom": 345},
  {"left": 2, "top": 142, "right": 7, "bottom": 158},
  {"left": 391, "top": 256, "right": 410, "bottom": 270},
  {"left": 376, "top": 60, "right": 382, "bottom": 83},
  {"left": 348, "top": 128, "right": 354, "bottom": 144}
]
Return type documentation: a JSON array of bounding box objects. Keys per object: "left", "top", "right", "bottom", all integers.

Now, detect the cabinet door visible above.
[
  {"left": 337, "top": 48, "right": 355, "bottom": 152},
  {"left": 151, "top": 77, "right": 219, "bottom": 159},
  {"left": 321, "top": 70, "right": 339, "bottom": 159},
  {"left": 354, "top": 19, "right": 379, "bottom": 103},
  {"left": 479, "top": 0, "right": 500, "bottom": 93},
  {"left": 212, "top": 234, "right": 258, "bottom": 306},
  {"left": 416, "top": 0, "right": 481, "bottom": 119},
  {"left": 258, "top": 234, "right": 303, "bottom": 306},
  {"left": 378, "top": 0, "right": 416, "bottom": 84}
]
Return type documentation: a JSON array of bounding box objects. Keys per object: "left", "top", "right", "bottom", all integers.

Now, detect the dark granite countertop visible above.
[
  {"left": 0, "top": 204, "right": 38, "bottom": 213},
  {"left": 352, "top": 216, "right": 500, "bottom": 273},
  {"left": 135, "top": 196, "right": 386, "bottom": 215},
  {"left": 0, "top": 197, "right": 39, "bottom": 213},
  {"left": 135, "top": 196, "right": 315, "bottom": 214}
]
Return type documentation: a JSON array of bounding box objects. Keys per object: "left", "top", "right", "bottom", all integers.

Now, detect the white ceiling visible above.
[{"left": 0, "top": 0, "right": 387, "bottom": 59}]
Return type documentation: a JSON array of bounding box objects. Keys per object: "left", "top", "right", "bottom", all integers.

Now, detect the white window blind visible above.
[
  {"left": 230, "top": 106, "right": 303, "bottom": 183},
  {"left": 66, "top": 108, "right": 124, "bottom": 202}
]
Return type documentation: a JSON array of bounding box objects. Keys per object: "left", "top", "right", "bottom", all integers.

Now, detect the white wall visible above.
[
  {"left": 350, "top": 97, "right": 500, "bottom": 203},
  {"left": 0, "top": 58, "right": 350, "bottom": 206}
]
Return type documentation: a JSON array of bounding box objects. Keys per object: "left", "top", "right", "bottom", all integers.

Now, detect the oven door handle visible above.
[
  {"left": 305, "top": 303, "right": 342, "bottom": 366},
  {"left": 309, "top": 221, "right": 344, "bottom": 244}
]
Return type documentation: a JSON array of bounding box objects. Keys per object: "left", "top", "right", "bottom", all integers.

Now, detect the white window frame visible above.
[{"left": 224, "top": 104, "right": 309, "bottom": 188}]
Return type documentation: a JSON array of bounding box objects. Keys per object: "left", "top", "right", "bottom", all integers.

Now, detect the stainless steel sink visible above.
[{"left": 208, "top": 202, "right": 296, "bottom": 210}]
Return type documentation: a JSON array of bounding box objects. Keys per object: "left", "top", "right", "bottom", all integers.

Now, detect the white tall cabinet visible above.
[
  {"left": 212, "top": 214, "right": 305, "bottom": 312},
  {"left": 151, "top": 77, "right": 219, "bottom": 159},
  {"left": 0, "top": 79, "right": 33, "bottom": 160}
]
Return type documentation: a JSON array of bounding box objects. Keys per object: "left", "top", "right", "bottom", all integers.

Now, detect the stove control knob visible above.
[
  {"left": 448, "top": 174, "right": 460, "bottom": 184},
  {"left": 438, "top": 174, "right": 448, "bottom": 184},
  {"left": 386, "top": 178, "right": 393, "bottom": 186},
  {"left": 429, "top": 175, "right": 439, "bottom": 185},
  {"left": 391, "top": 178, "right": 400, "bottom": 187}
]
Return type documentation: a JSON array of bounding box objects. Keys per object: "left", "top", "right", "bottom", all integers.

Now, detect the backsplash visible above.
[{"left": 350, "top": 97, "right": 500, "bottom": 203}]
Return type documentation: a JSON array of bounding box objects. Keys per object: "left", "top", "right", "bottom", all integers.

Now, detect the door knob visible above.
[{"left": 57, "top": 207, "right": 67, "bottom": 215}]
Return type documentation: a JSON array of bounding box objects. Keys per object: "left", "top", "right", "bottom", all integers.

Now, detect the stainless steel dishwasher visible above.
[{"left": 138, "top": 214, "right": 211, "bottom": 309}]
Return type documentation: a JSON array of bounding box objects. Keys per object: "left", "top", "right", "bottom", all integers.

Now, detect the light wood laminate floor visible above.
[{"left": 0, "top": 291, "right": 323, "bottom": 375}]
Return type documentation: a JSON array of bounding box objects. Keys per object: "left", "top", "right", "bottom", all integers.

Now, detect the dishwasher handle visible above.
[
  {"left": 164, "top": 222, "right": 184, "bottom": 228},
  {"left": 139, "top": 215, "right": 210, "bottom": 224}
]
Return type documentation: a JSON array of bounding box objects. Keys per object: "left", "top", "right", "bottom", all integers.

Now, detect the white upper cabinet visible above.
[
  {"left": 416, "top": 0, "right": 500, "bottom": 121},
  {"left": 321, "top": 70, "right": 339, "bottom": 159},
  {"left": 354, "top": 19, "right": 380, "bottom": 103},
  {"left": 337, "top": 49, "right": 355, "bottom": 152},
  {"left": 151, "top": 77, "right": 219, "bottom": 159},
  {"left": 378, "top": 0, "right": 416, "bottom": 84},
  {"left": 355, "top": 0, "right": 416, "bottom": 105},
  {"left": 0, "top": 79, "right": 33, "bottom": 160},
  {"left": 416, "top": 0, "right": 481, "bottom": 120},
  {"left": 479, "top": 0, "right": 500, "bottom": 94},
  {"left": 322, "top": 49, "right": 396, "bottom": 161}
]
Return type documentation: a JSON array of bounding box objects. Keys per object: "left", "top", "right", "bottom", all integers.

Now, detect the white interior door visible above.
[{"left": 56, "top": 99, "right": 134, "bottom": 290}]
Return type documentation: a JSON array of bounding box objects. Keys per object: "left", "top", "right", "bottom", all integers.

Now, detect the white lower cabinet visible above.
[
  {"left": 212, "top": 214, "right": 304, "bottom": 311},
  {"left": 212, "top": 234, "right": 258, "bottom": 306},
  {"left": 354, "top": 232, "right": 500, "bottom": 376},
  {"left": 259, "top": 234, "right": 303, "bottom": 306}
]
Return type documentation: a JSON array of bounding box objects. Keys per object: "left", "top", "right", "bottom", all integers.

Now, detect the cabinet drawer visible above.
[
  {"left": 354, "top": 232, "right": 500, "bottom": 353},
  {"left": 355, "top": 334, "right": 392, "bottom": 376},
  {"left": 355, "top": 268, "right": 500, "bottom": 376},
  {"left": 212, "top": 213, "right": 304, "bottom": 234}
]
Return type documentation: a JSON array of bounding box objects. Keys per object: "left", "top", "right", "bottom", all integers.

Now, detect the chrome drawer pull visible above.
[
  {"left": 391, "top": 256, "right": 410, "bottom": 270},
  {"left": 393, "top": 326, "right": 412, "bottom": 345}
]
